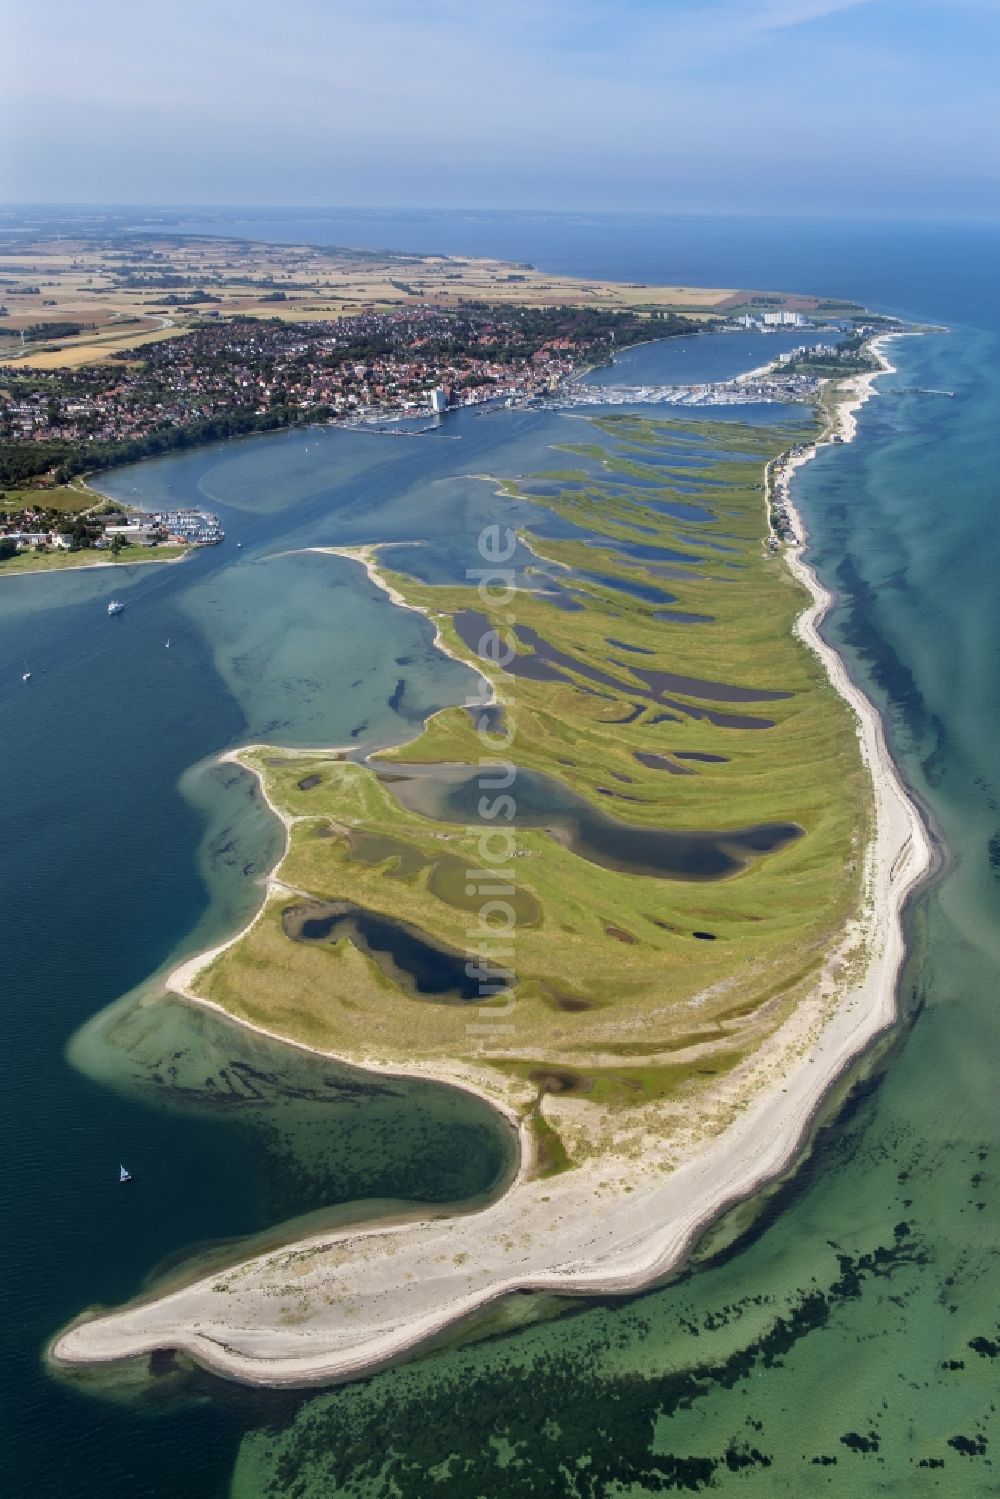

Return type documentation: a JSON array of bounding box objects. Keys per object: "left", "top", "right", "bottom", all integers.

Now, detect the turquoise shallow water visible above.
[{"left": 2, "top": 214, "right": 999, "bottom": 1496}]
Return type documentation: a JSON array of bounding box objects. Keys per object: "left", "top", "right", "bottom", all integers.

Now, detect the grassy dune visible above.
[{"left": 197, "top": 413, "right": 869, "bottom": 1163}]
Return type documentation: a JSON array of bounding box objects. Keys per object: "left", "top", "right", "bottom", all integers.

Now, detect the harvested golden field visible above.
[{"left": 0, "top": 234, "right": 813, "bottom": 369}]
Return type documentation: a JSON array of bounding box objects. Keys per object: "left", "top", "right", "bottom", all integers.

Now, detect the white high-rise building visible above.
[{"left": 428, "top": 386, "right": 448, "bottom": 413}]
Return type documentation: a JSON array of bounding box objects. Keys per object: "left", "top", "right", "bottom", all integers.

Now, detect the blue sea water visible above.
[{"left": 2, "top": 210, "right": 1000, "bottom": 1496}]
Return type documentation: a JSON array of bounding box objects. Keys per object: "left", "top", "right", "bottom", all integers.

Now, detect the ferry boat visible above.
[{"left": 107, "top": 599, "right": 124, "bottom": 616}]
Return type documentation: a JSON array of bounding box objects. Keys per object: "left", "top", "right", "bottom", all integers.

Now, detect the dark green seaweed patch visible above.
[{"left": 248, "top": 1228, "right": 930, "bottom": 1498}]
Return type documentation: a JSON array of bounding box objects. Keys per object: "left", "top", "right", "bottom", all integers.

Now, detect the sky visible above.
[{"left": 2, "top": 0, "right": 999, "bottom": 217}]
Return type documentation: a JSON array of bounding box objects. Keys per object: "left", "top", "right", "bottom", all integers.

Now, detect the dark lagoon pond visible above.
[
  {"left": 378, "top": 761, "right": 802, "bottom": 881},
  {"left": 284, "top": 897, "right": 494, "bottom": 1002}
]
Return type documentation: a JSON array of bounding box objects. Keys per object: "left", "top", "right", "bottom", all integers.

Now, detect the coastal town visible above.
[
  {"left": 0, "top": 225, "right": 880, "bottom": 570},
  {"left": 0, "top": 302, "right": 681, "bottom": 494},
  {"left": 0, "top": 274, "right": 894, "bottom": 567},
  {"left": 0, "top": 301, "right": 666, "bottom": 562}
]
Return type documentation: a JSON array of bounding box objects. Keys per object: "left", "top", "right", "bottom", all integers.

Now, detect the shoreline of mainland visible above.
[
  {"left": 49, "top": 334, "right": 935, "bottom": 1391},
  {"left": 0, "top": 545, "right": 191, "bottom": 580}
]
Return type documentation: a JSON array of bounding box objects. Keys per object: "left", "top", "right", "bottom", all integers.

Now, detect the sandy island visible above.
[{"left": 50, "top": 337, "right": 934, "bottom": 1387}]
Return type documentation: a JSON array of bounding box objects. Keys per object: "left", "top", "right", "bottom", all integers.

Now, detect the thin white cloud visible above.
[
  {"left": 743, "top": 0, "right": 876, "bottom": 31},
  {"left": 1, "top": 0, "right": 995, "bottom": 215}
]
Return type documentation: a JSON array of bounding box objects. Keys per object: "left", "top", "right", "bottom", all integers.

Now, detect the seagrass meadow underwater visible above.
[{"left": 1, "top": 214, "right": 998, "bottom": 1496}]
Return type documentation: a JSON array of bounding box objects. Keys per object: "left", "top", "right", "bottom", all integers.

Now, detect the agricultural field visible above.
[{"left": 0, "top": 233, "right": 819, "bottom": 370}]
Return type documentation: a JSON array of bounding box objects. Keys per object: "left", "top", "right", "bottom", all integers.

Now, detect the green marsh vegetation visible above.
[
  {"left": 198, "top": 412, "right": 870, "bottom": 1165},
  {"left": 0, "top": 541, "right": 187, "bottom": 573}
]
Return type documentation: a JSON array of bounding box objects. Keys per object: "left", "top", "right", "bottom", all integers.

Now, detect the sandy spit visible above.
[{"left": 51, "top": 346, "right": 933, "bottom": 1386}]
